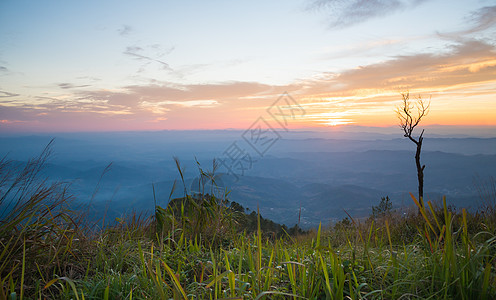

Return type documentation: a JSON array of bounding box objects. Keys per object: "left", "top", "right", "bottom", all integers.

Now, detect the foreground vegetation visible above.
[{"left": 1, "top": 147, "right": 496, "bottom": 299}]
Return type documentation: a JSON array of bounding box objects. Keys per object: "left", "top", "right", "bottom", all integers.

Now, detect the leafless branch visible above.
[{"left": 396, "top": 92, "right": 430, "bottom": 145}]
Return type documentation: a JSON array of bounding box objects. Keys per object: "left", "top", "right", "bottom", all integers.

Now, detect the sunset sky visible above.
[{"left": 1, "top": 0, "right": 495, "bottom": 132}]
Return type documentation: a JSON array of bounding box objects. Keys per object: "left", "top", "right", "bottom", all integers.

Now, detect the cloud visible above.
[
  {"left": 75, "top": 76, "right": 101, "bottom": 82},
  {"left": 125, "top": 81, "right": 277, "bottom": 102},
  {"left": 123, "top": 46, "right": 172, "bottom": 71},
  {"left": 0, "top": 105, "right": 31, "bottom": 122},
  {"left": 0, "top": 81, "right": 280, "bottom": 131},
  {"left": 58, "top": 83, "right": 91, "bottom": 89},
  {"left": 0, "top": 80, "right": 292, "bottom": 131},
  {"left": 310, "top": 0, "right": 428, "bottom": 28},
  {"left": 75, "top": 90, "right": 141, "bottom": 108},
  {"left": 437, "top": 6, "right": 496, "bottom": 39},
  {"left": 299, "top": 39, "right": 496, "bottom": 96},
  {"left": 465, "top": 6, "right": 496, "bottom": 34},
  {"left": 70, "top": 81, "right": 281, "bottom": 114},
  {"left": 0, "top": 102, "right": 143, "bottom": 132},
  {"left": 290, "top": 39, "right": 496, "bottom": 125},
  {"left": 58, "top": 83, "right": 76, "bottom": 89},
  {"left": 138, "top": 99, "right": 218, "bottom": 118},
  {"left": 164, "top": 100, "right": 219, "bottom": 107},
  {"left": 0, "top": 65, "right": 10, "bottom": 77},
  {"left": 150, "top": 44, "right": 175, "bottom": 56},
  {"left": 118, "top": 25, "right": 133, "bottom": 36},
  {"left": 0, "top": 90, "right": 19, "bottom": 98}
]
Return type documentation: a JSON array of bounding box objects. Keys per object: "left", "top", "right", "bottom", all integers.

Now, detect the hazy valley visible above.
[{"left": 2, "top": 128, "right": 494, "bottom": 228}]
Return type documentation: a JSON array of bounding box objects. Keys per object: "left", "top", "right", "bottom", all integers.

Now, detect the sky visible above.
[{"left": 0, "top": 0, "right": 495, "bottom": 132}]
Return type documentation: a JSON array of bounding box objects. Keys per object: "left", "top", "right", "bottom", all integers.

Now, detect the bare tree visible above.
[{"left": 396, "top": 92, "right": 430, "bottom": 207}]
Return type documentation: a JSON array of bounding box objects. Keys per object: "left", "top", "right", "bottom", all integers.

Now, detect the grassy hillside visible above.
[{"left": 1, "top": 148, "right": 496, "bottom": 299}]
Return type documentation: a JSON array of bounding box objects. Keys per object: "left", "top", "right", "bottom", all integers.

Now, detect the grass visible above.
[{"left": 1, "top": 149, "right": 496, "bottom": 299}]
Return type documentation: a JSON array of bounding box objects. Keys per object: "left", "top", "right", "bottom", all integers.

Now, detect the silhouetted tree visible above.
[{"left": 396, "top": 92, "right": 430, "bottom": 207}]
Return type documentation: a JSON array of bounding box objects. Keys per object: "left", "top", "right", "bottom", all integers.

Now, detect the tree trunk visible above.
[{"left": 415, "top": 137, "right": 425, "bottom": 207}]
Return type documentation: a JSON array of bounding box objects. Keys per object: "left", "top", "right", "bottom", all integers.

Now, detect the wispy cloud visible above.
[
  {"left": 0, "top": 90, "right": 19, "bottom": 98},
  {"left": 437, "top": 5, "right": 496, "bottom": 39},
  {"left": 57, "top": 83, "right": 91, "bottom": 89},
  {"left": 310, "top": 0, "right": 429, "bottom": 28},
  {"left": 123, "top": 46, "right": 172, "bottom": 71},
  {"left": 464, "top": 6, "right": 496, "bottom": 34},
  {"left": 118, "top": 25, "right": 133, "bottom": 36}
]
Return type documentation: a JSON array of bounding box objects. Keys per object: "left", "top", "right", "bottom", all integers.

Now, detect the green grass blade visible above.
[{"left": 160, "top": 259, "right": 188, "bottom": 300}]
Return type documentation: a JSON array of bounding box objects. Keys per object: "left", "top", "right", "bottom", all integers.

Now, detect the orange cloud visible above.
[{"left": 293, "top": 40, "right": 496, "bottom": 126}]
